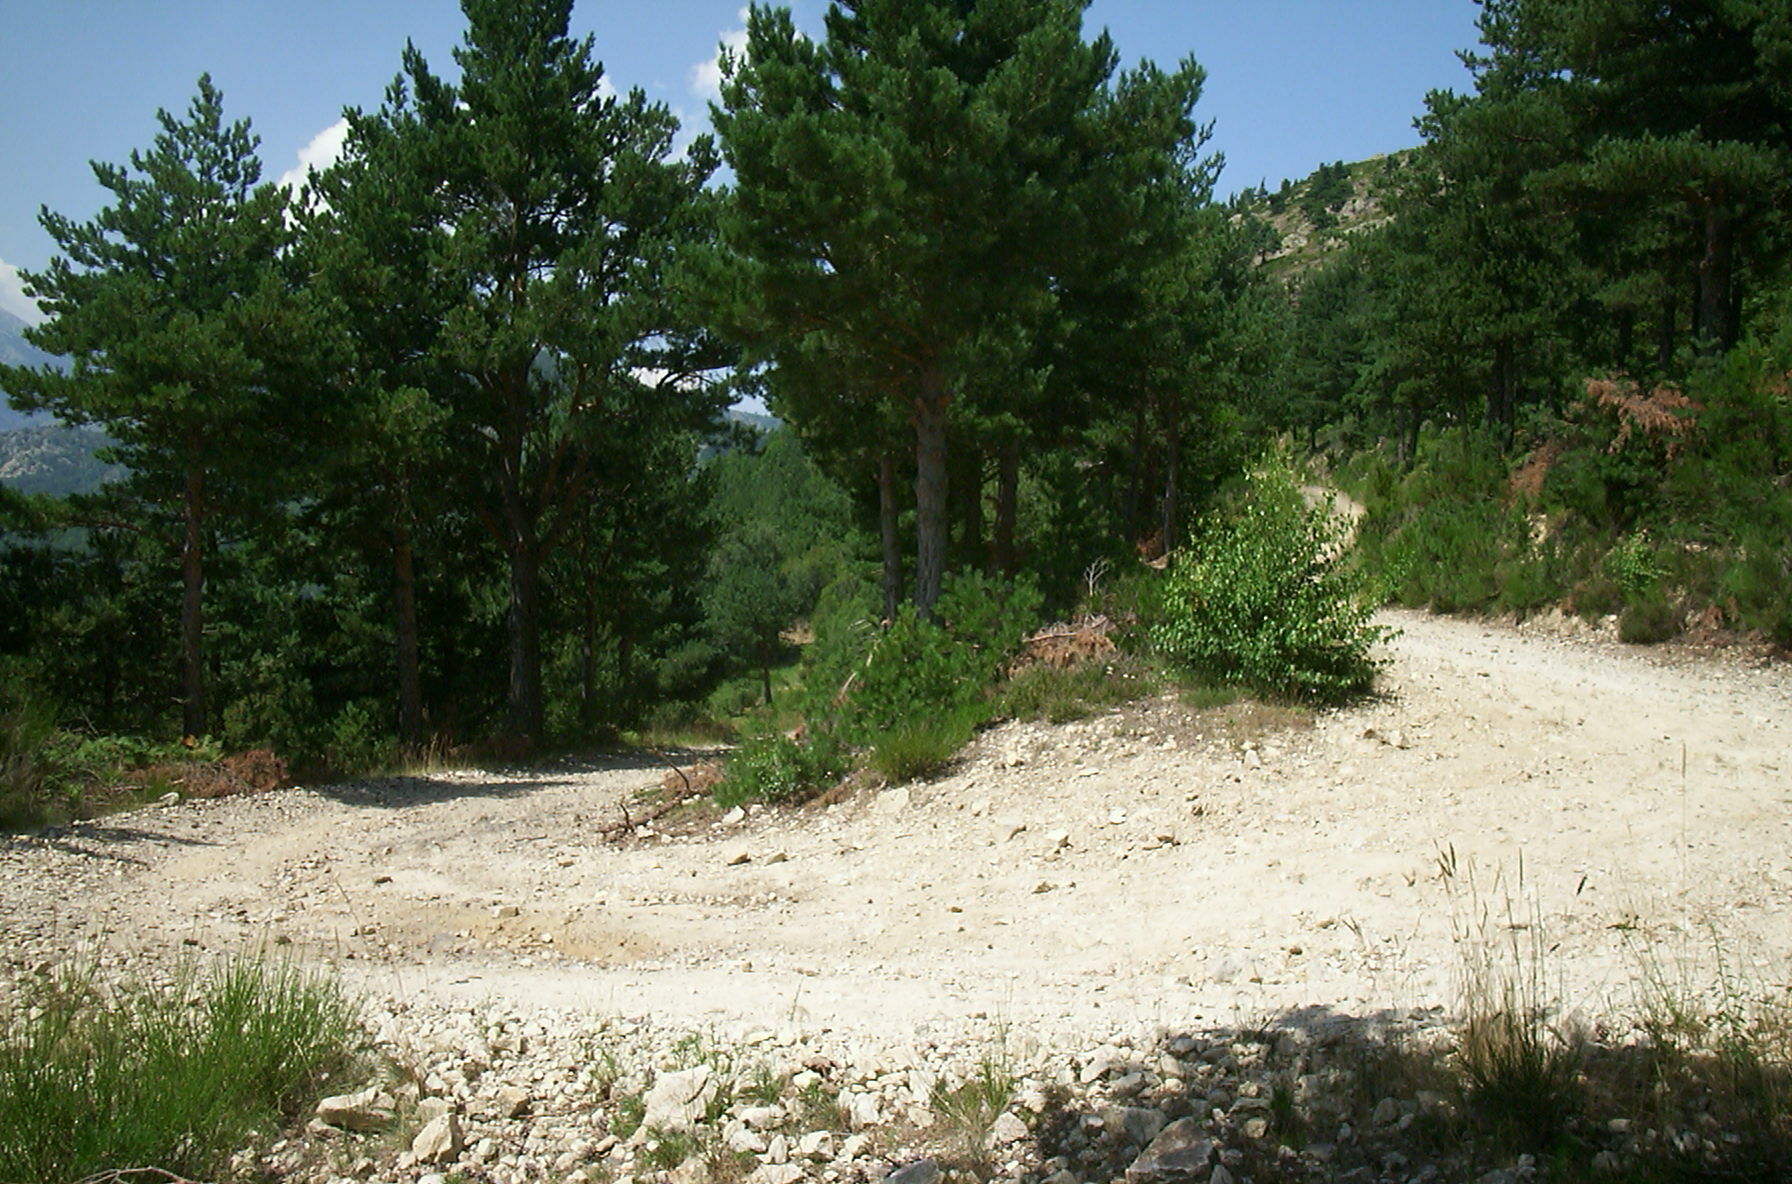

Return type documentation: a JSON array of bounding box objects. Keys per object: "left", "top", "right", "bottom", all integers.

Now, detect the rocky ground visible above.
[{"left": 2, "top": 608, "right": 1789, "bottom": 1183}]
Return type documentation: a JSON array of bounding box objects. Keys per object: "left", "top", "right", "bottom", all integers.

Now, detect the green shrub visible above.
[
  {"left": 718, "top": 731, "right": 846, "bottom": 807},
  {"left": 1618, "top": 592, "right": 1683, "bottom": 645},
  {"left": 1720, "top": 526, "right": 1792, "bottom": 646},
  {"left": 1492, "top": 542, "right": 1566, "bottom": 618},
  {"left": 0, "top": 956, "right": 357, "bottom": 1183},
  {"left": 822, "top": 569, "right": 1041, "bottom": 744},
  {"left": 1150, "top": 459, "right": 1388, "bottom": 704},
  {"left": 1571, "top": 572, "right": 1623, "bottom": 621},
  {"left": 868, "top": 702, "right": 986, "bottom": 784},
  {"left": 997, "top": 655, "right": 1158, "bottom": 725}
]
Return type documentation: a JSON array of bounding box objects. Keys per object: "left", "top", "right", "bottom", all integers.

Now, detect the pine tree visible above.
[
  {"left": 368, "top": 0, "right": 723, "bottom": 744},
  {"left": 709, "top": 0, "right": 1204, "bottom": 613},
  {"left": 0, "top": 77, "right": 338, "bottom": 738}
]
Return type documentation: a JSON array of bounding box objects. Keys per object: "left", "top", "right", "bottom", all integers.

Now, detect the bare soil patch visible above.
[{"left": 4, "top": 608, "right": 1789, "bottom": 1053}]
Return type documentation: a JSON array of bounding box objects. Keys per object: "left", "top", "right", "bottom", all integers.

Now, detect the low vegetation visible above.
[
  {"left": 0, "top": 956, "right": 358, "bottom": 1184},
  {"left": 1340, "top": 321, "right": 1792, "bottom": 650},
  {"left": 1151, "top": 458, "right": 1387, "bottom": 705}
]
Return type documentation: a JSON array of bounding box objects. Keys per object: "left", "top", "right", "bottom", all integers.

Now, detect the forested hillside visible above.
[
  {"left": 1265, "top": 0, "right": 1792, "bottom": 649},
  {"left": 2, "top": 0, "right": 1788, "bottom": 817}
]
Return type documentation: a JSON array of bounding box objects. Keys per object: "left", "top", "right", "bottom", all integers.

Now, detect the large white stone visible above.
[
  {"left": 644, "top": 1065, "right": 717, "bottom": 1132},
  {"left": 315, "top": 1086, "right": 396, "bottom": 1132},
  {"left": 412, "top": 1113, "right": 463, "bottom": 1165}
]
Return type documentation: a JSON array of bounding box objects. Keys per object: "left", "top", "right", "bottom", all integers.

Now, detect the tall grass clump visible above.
[
  {"left": 716, "top": 569, "right": 1042, "bottom": 802},
  {"left": 997, "top": 651, "right": 1159, "bottom": 725},
  {"left": 0, "top": 689, "right": 60, "bottom": 831},
  {"left": 1150, "top": 457, "right": 1388, "bottom": 705},
  {"left": 929, "top": 1037, "right": 1020, "bottom": 1174},
  {"left": 0, "top": 955, "right": 358, "bottom": 1183},
  {"left": 1439, "top": 849, "right": 1581, "bottom": 1153}
]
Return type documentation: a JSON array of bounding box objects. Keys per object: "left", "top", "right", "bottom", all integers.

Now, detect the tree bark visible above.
[
  {"left": 579, "top": 568, "right": 599, "bottom": 736},
  {"left": 878, "top": 451, "right": 901, "bottom": 621},
  {"left": 1657, "top": 285, "right": 1678, "bottom": 371},
  {"left": 180, "top": 464, "right": 207, "bottom": 739},
  {"left": 1697, "top": 205, "right": 1736, "bottom": 355},
  {"left": 993, "top": 438, "right": 1020, "bottom": 578},
  {"left": 959, "top": 447, "right": 984, "bottom": 568},
  {"left": 1159, "top": 397, "right": 1182, "bottom": 555},
  {"left": 506, "top": 543, "right": 544, "bottom": 745},
  {"left": 392, "top": 526, "right": 424, "bottom": 751},
  {"left": 1124, "top": 401, "right": 1147, "bottom": 539},
  {"left": 913, "top": 366, "right": 950, "bottom": 617},
  {"left": 1488, "top": 338, "right": 1517, "bottom": 451}
]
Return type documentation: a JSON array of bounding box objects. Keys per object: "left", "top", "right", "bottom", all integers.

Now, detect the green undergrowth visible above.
[
  {"left": 997, "top": 652, "right": 1161, "bottom": 724},
  {"left": 1340, "top": 323, "right": 1792, "bottom": 648},
  {"left": 0, "top": 692, "right": 255, "bottom": 832},
  {"left": 711, "top": 461, "right": 1397, "bottom": 805},
  {"left": 0, "top": 955, "right": 359, "bottom": 1183}
]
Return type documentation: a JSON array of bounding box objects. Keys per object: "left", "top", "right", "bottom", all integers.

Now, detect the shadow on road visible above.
[
  {"left": 309, "top": 748, "right": 725, "bottom": 810},
  {"left": 2, "top": 822, "right": 219, "bottom": 865}
]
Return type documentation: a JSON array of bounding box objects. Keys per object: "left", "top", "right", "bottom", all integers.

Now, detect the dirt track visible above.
[{"left": 4, "top": 608, "right": 1790, "bottom": 1048}]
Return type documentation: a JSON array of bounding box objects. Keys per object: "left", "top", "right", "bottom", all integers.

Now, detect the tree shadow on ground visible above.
[
  {"left": 1020, "top": 1001, "right": 1790, "bottom": 1184},
  {"left": 2, "top": 823, "right": 219, "bottom": 865},
  {"left": 308, "top": 747, "right": 724, "bottom": 811}
]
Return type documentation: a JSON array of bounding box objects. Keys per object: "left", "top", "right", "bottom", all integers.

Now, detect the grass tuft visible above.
[
  {"left": 0, "top": 954, "right": 358, "bottom": 1183},
  {"left": 1440, "top": 849, "right": 1581, "bottom": 1152},
  {"left": 929, "top": 1038, "right": 1019, "bottom": 1174}
]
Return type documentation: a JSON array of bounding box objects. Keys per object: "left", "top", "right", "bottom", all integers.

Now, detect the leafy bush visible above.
[
  {"left": 1604, "top": 532, "right": 1668, "bottom": 602},
  {"left": 0, "top": 956, "right": 357, "bottom": 1183},
  {"left": 718, "top": 731, "right": 846, "bottom": 807},
  {"left": 831, "top": 570, "right": 1041, "bottom": 743},
  {"left": 1150, "top": 459, "right": 1387, "bottom": 704}
]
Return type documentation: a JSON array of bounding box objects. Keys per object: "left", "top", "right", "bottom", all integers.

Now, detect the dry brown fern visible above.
[{"left": 1587, "top": 377, "right": 1699, "bottom": 455}]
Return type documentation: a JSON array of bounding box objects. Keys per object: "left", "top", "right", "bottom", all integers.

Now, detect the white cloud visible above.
[
  {"left": 278, "top": 117, "right": 350, "bottom": 196},
  {"left": 0, "top": 258, "right": 44, "bottom": 326},
  {"left": 689, "top": 8, "right": 751, "bottom": 103}
]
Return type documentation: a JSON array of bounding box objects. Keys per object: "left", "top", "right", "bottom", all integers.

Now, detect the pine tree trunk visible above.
[
  {"left": 993, "top": 439, "right": 1020, "bottom": 577},
  {"left": 1657, "top": 285, "right": 1677, "bottom": 371},
  {"left": 579, "top": 582, "right": 598, "bottom": 736},
  {"left": 913, "top": 367, "right": 950, "bottom": 617},
  {"left": 1124, "top": 401, "right": 1147, "bottom": 539},
  {"left": 1488, "top": 339, "right": 1517, "bottom": 450},
  {"left": 506, "top": 543, "right": 544, "bottom": 746},
  {"left": 1160, "top": 398, "right": 1182, "bottom": 555},
  {"left": 180, "top": 464, "right": 207, "bottom": 739},
  {"left": 393, "top": 526, "right": 423, "bottom": 751},
  {"left": 959, "top": 447, "right": 984, "bottom": 568},
  {"left": 878, "top": 452, "right": 901, "bottom": 621},
  {"left": 1698, "top": 206, "right": 1735, "bottom": 355}
]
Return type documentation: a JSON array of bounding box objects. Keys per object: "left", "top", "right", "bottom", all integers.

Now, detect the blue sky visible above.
[{"left": 0, "top": 0, "right": 1483, "bottom": 324}]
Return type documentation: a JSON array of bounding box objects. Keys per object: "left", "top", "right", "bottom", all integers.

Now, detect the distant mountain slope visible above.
[
  {"left": 1235, "top": 151, "right": 1413, "bottom": 280},
  {"left": 0, "top": 425, "right": 124, "bottom": 497},
  {"left": 0, "top": 308, "right": 58, "bottom": 432}
]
